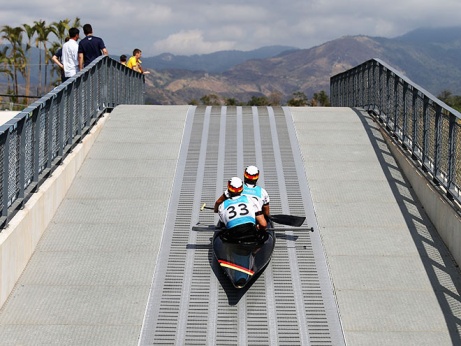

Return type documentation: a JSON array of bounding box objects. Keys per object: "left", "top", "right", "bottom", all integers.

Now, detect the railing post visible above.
[
  {"left": 411, "top": 89, "right": 418, "bottom": 159},
  {"left": 402, "top": 83, "right": 409, "bottom": 148},
  {"left": 446, "top": 113, "right": 456, "bottom": 199},
  {"left": 46, "top": 98, "right": 53, "bottom": 170},
  {"left": 18, "top": 117, "right": 26, "bottom": 200},
  {"left": 385, "top": 68, "right": 393, "bottom": 130},
  {"left": 421, "top": 96, "right": 430, "bottom": 171},
  {"left": 33, "top": 107, "right": 40, "bottom": 185},
  {"left": 433, "top": 105, "right": 442, "bottom": 185},
  {"left": 1, "top": 129, "right": 10, "bottom": 221},
  {"left": 393, "top": 74, "right": 399, "bottom": 136}
]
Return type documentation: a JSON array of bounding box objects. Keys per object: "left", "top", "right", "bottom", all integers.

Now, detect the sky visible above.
[{"left": 2, "top": 0, "right": 461, "bottom": 57}]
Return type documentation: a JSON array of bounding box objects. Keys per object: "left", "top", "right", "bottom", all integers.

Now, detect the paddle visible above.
[
  {"left": 200, "top": 203, "right": 214, "bottom": 211},
  {"left": 192, "top": 224, "right": 313, "bottom": 232},
  {"left": 269, "top": 214, "right": 306, "bottom": 227},
  {"left": 200, "top": 203, "right": 307, "bottom": 227}
]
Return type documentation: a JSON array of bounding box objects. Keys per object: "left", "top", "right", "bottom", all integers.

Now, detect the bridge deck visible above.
[{"left": 0, "top": 105, "right": 460, "bottom": 345}]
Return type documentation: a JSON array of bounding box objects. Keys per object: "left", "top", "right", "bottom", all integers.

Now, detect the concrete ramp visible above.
[
  {"left": 139, "top": 106, "right": 344, "bottom": 345},
  {"left": 1, "top": 105, "right": 460, "bottom": 345}
]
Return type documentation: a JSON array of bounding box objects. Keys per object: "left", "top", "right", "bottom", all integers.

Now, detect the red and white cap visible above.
[
  {"left": 227, "top": 177, "right": 243, "bottom": 195},
  {"left": 244, "top": 165, "right": 259, "bottom": 182}
]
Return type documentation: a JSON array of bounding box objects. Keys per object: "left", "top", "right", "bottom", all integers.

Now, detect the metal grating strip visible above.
[
  {"left": 139, "top": 106, "right": 345, "bottom": 346},
  {"left": 282, "top": 106, "right": 345, "bottom": 345}
]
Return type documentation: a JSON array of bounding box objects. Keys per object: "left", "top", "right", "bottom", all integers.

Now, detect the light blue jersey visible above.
[
  {"left": 243, "top": 184, "right": 270, "bottom": 210},
  {"left": 219, "top": 195, "right": 258, "bottom": 229}
]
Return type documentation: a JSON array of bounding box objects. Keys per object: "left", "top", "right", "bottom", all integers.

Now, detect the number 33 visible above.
[{"left": 227, "top": 203, "right": 249, "bottom": 219}]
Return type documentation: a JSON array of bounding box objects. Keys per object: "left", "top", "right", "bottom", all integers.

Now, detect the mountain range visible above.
[
  {"left": 2, "top": 26, "right": 461, "bottom": 106},
  {"left": 140, "top": 26, "right": 461, "bottom": 105}
]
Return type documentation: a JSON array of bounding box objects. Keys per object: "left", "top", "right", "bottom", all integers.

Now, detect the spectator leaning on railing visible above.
[{"left": 127, "top": 48, "right": 150, "bottom": 74}]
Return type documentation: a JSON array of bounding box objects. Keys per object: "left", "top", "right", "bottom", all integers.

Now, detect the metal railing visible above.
[
  {"left": 0, "top": 55, "right": 144, "bottom": 228},
  {"left": 330, "top": 58, "right": 461, "bottom": 205}
]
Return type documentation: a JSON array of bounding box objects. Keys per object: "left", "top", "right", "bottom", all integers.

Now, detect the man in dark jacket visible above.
[{"left": 78, "top": 24, "right": 108, "bottom": 70}]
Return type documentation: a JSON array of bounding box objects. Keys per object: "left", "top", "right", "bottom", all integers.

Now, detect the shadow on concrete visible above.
[{"left": 354, "top": 108, "right": 461, "bottom": 344}]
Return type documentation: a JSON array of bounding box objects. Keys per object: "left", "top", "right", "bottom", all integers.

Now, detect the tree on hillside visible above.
[
  {"left": 225, "top": 97, "right": 240, "bottom": 106},
  {"left": 438, "top": 89, "right": 461, "bottom": 112},
  {"left": 247, "top": 95, "right": 269, "bottom": 106},
  {"left": 287, "top": 91, "right": 308, "bottom": 106},
  {"left": 268, "top": 91, "right": 283, "bottom": 106},
  {"left": 310, "top": 90, "right": 330, "bottom": 107},
  {"left": 200, "top": 94, "right": 221, "bottom": 105}
]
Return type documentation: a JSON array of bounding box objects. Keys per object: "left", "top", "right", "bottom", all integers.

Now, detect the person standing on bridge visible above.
[
  {"left": 120, "top": 54, "right": 127, "bottom": 66},
  {"left": 214, "top": 165, "right": 270, "bottom": 218},
  {"left": 51, "top": 37, "right": 70, "bottom": 83},
  {"left": 218, "top": 177, "right": 267, "bottom": 236},
  {"left": 62, "top": 28, "right": 80, "bottom": 82},
  {"left": 127, "top": 48, "right": 150, "bottom": 74},
  {"left": 78, "top": 24, "right": 108, "bottom": 70}
]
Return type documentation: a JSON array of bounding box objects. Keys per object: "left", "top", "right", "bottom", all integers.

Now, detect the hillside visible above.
[
  {"left": 2, "top": 27, "right": 461, "bottom": 106},
  {"left": 141, "top": 45, "right": 298, "bottom": 73},
  {"left": 143, "top": 27, "right": 461, "bottom": 105}
]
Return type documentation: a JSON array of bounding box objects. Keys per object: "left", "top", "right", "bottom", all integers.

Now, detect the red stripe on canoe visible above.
[{"left": 218, "top": 260, "right": 254, "bottom": 276}]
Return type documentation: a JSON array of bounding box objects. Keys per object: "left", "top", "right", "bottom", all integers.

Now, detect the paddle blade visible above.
[
  {"left": 192, "top": 224, "right": 218, "bottom": 232},
  {"left": 270, "top": 214, "right": 306, "bottom": 227}
]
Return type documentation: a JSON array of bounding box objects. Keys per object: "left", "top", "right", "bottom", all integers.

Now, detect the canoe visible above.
[{"left": 212, "top": 226, "right": 276, "bottom": 288}]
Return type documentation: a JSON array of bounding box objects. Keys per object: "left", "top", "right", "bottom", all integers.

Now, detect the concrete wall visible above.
[
  {"left": 0, "top": 114, "right": 108, "bottom": 308},
  {"left": 380, "top": 126, "right": 461, "bottom": 266}
]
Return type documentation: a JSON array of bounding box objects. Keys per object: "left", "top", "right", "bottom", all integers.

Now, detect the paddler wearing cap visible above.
[
  {"left": 214, "top": 166, "right": 270, "bottom": 218},
  {"left": 217, "top": 177, "right": 267, "bottom": 233}
]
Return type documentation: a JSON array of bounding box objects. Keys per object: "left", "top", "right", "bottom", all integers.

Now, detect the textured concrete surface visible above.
[
  {"left": 0, "top": 105, "right": 188, "bottom": 345},
  {"left": 291, "top": 107, "right": 461, "bottom": 346},
  {"left": 1, "top": 105, "right": 460, "bottom": 345},
  {"left": 0, "top": 113, "right": 108, "bottom": 308}
]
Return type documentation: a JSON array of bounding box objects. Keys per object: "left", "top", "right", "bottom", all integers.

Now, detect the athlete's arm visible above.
[
  {"left": 262, "top": 203, "right": 270, "bottom": 217},
  {"left": 255, "top": 212, "right": 267, "bottom": 231},
  {"left": 214, "top": 193, "right": 226, "bottom": 213}
]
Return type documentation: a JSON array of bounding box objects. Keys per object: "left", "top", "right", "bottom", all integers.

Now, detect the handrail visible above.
[
  {"left": 330, "top": 58, "right": 461, "bottom": 205},
  {"left": 0, "top": 55, "right": 145, "bottom": 228}
]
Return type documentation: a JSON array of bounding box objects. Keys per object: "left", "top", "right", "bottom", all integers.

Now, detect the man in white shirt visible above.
[{"left": 62, "top": 28, "right": 80, "bottom": 81}]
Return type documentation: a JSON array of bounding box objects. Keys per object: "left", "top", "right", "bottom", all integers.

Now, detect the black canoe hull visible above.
[{"left": 212, "top": 230, "right": 276, "bottom": 289}]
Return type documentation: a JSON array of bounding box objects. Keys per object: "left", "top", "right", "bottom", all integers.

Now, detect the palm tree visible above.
[
  {"left": 0, "top": 46, "right": 14, "bottom": 89},
  {"left": 1, "top": 25, "right": 25, "bottom": 101},
  {"left": 12, "top": 48, "right": 27, "bottom": 106},
  {"left": 0, "top": 48, "right": 14, "bottom": 109},
  {"left": 44, "top": 23, "right": 58, "bottom": 92},
  {"left": 34, "top": 20, "right": 56, "bottom": 95},
  {"left": 33, "top": 20, "right": 45, "bottom": 96},
  {"left": 51, "top": 19, "right": 70, "bottom": 45},
  {"left": 71, "top": 17, "right": 81, "bottom": 30},
  {"left": 22, "top": 23, "right": 36, "bottom": 99}
]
